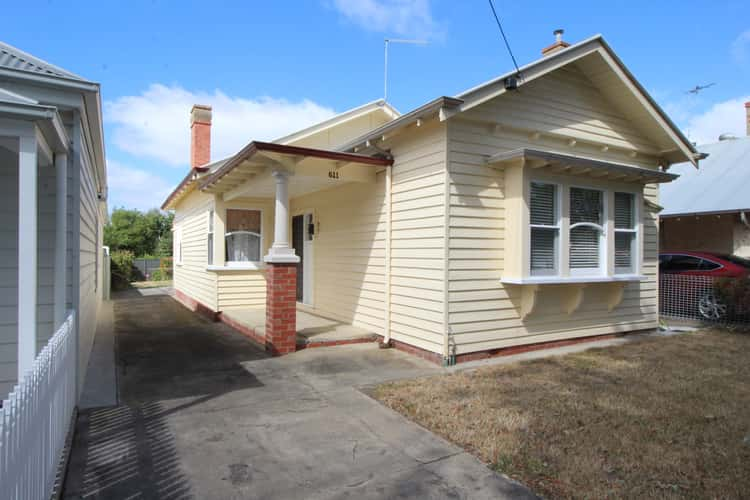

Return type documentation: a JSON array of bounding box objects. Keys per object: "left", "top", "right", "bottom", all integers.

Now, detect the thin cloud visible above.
[
  {"left": 329, "top": 0, "right": 440, "bottom": 39},
  {"left": 731, "top": 29, "right": 750, "bottom": 64},
  {"left": 680, "top": 95, "right": 750, "bottom": 145},
  {"left": 105, "top": 84, "right": 336, "bottom": 167},
  {"left": 107, "top": 159, "right": 177, "bottom": 211}
]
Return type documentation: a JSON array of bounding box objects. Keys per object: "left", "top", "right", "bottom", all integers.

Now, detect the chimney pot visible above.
[
  {"left": 542, "top": 29, "right": 570, "bottom": 56},
  {"left": 190, "top": 104, "right": 212, "bottom": 168}
]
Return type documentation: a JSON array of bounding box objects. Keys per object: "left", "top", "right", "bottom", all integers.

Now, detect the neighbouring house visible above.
[
  {"left": 163, "top": 33, "right": 700, "bottom": 364},
  {"left": 0, "top": 42, "right": 108, "bottom": 397},
  {"left": 660, "top": 102, "right": 750, "bottom": 257}
]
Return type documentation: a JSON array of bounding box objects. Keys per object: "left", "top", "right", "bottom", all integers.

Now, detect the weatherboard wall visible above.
[{"left": 445, "top": 64, "right": 662, "bottom": 355}]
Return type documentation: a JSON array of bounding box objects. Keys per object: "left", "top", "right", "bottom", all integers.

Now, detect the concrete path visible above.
[{"left": 63, "top": 287, "right": 535, "bottom": 499}]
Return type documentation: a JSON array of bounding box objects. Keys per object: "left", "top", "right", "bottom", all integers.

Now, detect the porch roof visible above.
[
  {"left": 486, "top": 148, "right": 679, "bottom": 184},
  {"left": 198, "top": 141, "right": 393, "bottom": 199}
]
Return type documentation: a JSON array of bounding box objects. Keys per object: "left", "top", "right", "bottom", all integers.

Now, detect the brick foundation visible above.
[
  {"left": 174, "top": 289, "right": 218, "bottom": 321},
  {"left": 265, "top": 263, "right": 298, "bottom": 356},
  {"left": 386, "top": 331, "right": 638, "bottom": 365}
]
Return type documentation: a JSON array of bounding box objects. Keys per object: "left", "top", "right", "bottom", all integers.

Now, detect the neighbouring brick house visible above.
[
  {"left": 163, "top": 33, "right": 701, "bottom": 364},
  {"left": 660, "top": 102, "right": 750, "bottom": 258}
]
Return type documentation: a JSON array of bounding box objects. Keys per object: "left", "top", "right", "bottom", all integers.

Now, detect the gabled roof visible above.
[
  {"left": 0, "top": 40, "right": 88, "bottom": 82},
  {"left": 163, "top": 100, "right": 399, "bottom": 210},
  {"left": 274, "top": 99, "right": 399, "bottom": 146},
  {"left": 342, "top": 35, "right": 700, "bottom": 167},
  {"left": 660, "top": 137, "right": 750, "bottom": 217}
]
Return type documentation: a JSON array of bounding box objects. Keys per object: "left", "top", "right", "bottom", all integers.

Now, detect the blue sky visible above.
[{"left": 3, "top": 0, "right": 749, "bottom": 211}]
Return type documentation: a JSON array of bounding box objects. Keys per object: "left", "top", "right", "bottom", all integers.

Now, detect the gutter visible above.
[
  {"left": 160, "top": 166, "right": 210, "bottom": 210},
  {"left": 0, "top": 100, "right": 70, "bottom": 152},
  {"left": 199, "top": 140, "right": 393, "bottom": 191},
  {"left": 338, "top": 96, "right": 464, "bottom": 153}
]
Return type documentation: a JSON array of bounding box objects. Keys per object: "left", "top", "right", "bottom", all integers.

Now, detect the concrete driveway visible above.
[{"left": 63, "top": 287, "right": 534, "bottom": 499}]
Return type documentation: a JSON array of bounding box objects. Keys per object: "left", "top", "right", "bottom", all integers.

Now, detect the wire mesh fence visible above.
[{"left": 660, "top": 274, "right": 750, "bottom": 326}]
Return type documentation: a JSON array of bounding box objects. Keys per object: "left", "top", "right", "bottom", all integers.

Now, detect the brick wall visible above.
[{"left": 264, "top": 263, "right": 297, "bottom": 355}]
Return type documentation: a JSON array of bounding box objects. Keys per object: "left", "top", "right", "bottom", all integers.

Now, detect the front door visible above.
[
  {"left": 292, "top": 213, "right": 313, "bottom": 304},
  {"left": 292, "top": 215, "right": 304, "bottom": 302}
]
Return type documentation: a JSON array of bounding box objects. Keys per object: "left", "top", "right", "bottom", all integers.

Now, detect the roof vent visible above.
[
  {"left": 541, "top": 29, "right": 570, "bottom": 56},
  {"left": 718, "top": 133, "right": 738, "bottom": 141}
]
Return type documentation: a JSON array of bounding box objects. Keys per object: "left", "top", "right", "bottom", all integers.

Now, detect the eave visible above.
[{"left": 487, "top": 148, "right": 679, "bottom": 184}]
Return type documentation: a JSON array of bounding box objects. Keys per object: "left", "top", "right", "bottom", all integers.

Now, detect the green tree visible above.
[{"left": 104, "top": 208, "right": 174, "bottom": 257}]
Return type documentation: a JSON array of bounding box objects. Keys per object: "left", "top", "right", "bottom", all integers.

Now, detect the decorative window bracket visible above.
[{"left": 507, "top": 279, "right": 633, "bottom": 320}]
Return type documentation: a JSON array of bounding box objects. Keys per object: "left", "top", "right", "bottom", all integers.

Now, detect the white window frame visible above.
[
  {"left": 528, "top": 181, "right": 561, "bottom": 277},
  {"left": 207, "top": 208, "right": 214, "bottom": 266},
  {"left": 613, "top": 190, "right": 640, "bottom": 276},
  {"left": 568, "top": 184, "right": 607, "bottom": 277},
  {"left": 526, "top": 178, "right": 640, "bottom": 280},
  {"left": 175, "top": 227, "right": 183, "bottom": 266},
  {"left": 225, "top": 207, "right": 264, "bottom": 267}
]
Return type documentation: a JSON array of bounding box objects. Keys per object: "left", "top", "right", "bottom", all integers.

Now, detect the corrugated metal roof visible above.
[
  {"left": 0, "top": 86, "right": 38, "bottom": 105},
  {"left": 0, "top": 40, "right": 87, "bottom": 81},
  {"left": 660, "top": 137, "right": 750, "bottom": 216}
]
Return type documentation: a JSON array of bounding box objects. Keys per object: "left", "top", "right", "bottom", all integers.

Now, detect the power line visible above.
[{"left": 487, "top": 0, "right": 521, "bottom": 77}]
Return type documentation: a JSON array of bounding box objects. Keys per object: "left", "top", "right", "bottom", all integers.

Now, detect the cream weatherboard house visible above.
[
  {"left": 164, "top": 34, "right": 700, "bottom": 363},
  {"left": 0, "top": 41, "right": 108, "bottom": 397}
]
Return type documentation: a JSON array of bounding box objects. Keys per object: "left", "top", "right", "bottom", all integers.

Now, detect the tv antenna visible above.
[
  {"left": 686, "top": 83, "right": 716, "bottom": 95},
  {"left": 384, "top": 38, "right": 428, "bottom": 102}
]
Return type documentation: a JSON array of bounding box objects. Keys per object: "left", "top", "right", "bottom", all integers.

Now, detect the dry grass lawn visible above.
[{"left": 374, "top": 331, "right": 750, "bottom": 499}]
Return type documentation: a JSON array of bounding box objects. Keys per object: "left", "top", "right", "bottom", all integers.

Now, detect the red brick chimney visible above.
[
  {"left": 542, "top": 29, "right": 570, "bottom": 56},
  {"left": 190, "top": 104, "right": 212, "bottom": 168},
  {"left": 745, "top": 101, "right": 750, "bottom": 137}
]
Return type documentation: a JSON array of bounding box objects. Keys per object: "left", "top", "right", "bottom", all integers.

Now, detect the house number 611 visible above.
[{"left": 328, "top": 171, "right": 340, "bottom": 179}]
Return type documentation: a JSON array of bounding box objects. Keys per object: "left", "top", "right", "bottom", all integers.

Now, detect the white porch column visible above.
[
  {"left": 264, "top": 170, "right": 300, "bottom": 263},
  {"left": 54, "top": 152, "right": 68, "bottom": 328},
  {"left": 18, "top": 135, "right": 37, "bottom": 378}
]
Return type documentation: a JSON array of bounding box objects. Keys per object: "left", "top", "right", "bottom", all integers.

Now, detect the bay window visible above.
[
  {"left": 225, "top": 209, "right": 262, "bottom": 264},
  {"left": 526, "top": 179, "right": 640, "bottom": 279}
]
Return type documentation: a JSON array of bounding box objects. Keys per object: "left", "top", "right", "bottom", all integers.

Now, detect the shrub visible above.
[
  {"left": 714, "top": 276, "right": 750, "bottom": 317},
  {"left": 111, "top": 249, "right": 135, "bottom": 289}
]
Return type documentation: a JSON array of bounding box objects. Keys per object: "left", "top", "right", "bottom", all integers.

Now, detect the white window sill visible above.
[
  {"left": 206, "top": 262, "right": 265, "bottom": 272},
  {"left": 501, "top": 275, "right": 646, "bottom": 285}
]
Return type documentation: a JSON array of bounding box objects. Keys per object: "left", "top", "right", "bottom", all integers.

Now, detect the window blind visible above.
[
  {"left": 530, "top": 182, "right": 556, "bottom": 225},
  {"left": 615, "top": 192, "right": 634, "bottom": 229},
  {"left": 569, "top": 187, "right": 603, "bottom": 270},
  {"left": 570, "top": 226, "right": 600, "bottom": 268},
  {"left": 530, "top": 182, "right": 558, "bottom": 274},
  {"left": 614, "top": 192, "right": 636, "bottom": 272},
  {"left": 226, "top": 209, "right": 262, "bottom": 262}
]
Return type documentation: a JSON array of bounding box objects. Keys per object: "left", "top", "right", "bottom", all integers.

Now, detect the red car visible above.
[{"left": 659, "top": 251, "right": 750, "bottom": 320}]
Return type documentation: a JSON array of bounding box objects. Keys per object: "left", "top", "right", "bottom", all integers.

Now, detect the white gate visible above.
[{"left": 0, "top": 311, "right": 77, "bottom": 500}]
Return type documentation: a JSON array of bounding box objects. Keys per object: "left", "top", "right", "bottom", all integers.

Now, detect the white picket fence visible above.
[{"left": 0, "top": 311, "right": 77, "bottom": 500}]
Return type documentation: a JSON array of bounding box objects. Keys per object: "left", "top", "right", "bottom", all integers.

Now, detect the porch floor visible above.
[{"left": 220, "top": 308, "right": 379, "bottom": 347}]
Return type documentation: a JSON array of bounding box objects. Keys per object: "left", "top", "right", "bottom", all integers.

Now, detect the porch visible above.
[
  {"left": 197, "top": 140, "right": 393, "bottom": 356},
  {"left": 219, "top": 308, "right": 379, "bottom": 349}
]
